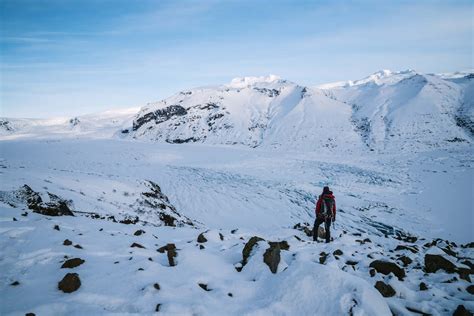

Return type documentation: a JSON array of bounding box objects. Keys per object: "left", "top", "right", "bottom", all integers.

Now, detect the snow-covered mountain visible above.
[{"left": 123, "top": 70, "right": 473, "bottom": 153}]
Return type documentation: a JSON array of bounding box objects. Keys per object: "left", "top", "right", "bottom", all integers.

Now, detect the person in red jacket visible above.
[{"left": 313, "top": 186, "right": 336, "bottom": 243}]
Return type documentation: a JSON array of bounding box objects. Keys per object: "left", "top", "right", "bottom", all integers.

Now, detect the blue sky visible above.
[{"left": 1, "top": 0, "right": 472, "bottom": 118}]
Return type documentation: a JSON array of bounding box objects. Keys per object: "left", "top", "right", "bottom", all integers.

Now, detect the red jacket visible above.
[{"left": 315, "top": 193, "right": 336, "bottom": 220}]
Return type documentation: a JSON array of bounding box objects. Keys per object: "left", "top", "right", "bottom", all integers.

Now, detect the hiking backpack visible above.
[{"left": 321, "top": 196, "right": 334, "bottom": 219}]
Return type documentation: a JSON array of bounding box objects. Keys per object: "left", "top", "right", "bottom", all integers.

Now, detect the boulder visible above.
[
  {"left": 398, "top": 256, "right": 413, "bottom": 266},
  {"left": 374, "top": 281, "right": 396, "bottom": 297},
  {"left": 369, "top": 260, "right": 405, "bottom": 279},
  {"left": 419, "top": 282, "right": 428, "bottom": 291},
  {"left": 453, "top": 305, "right": 472, "bottom": 316},
  {"left": 424, "top": 254, "right": 456, "bottom": 273},
  {"left": 61, "top": 258, "right": 85, "bottom": 269},
  {"left": 58, "top": 273, "right": 81, "bottom": 293},
  {"left": 197, "top": 233, "right": 208, "bottom": 243},
  {"left": 63, "top": 239, "right": 72, "bottom": 246},
  {"left": 134, "top": 229, "right": 145, "bottom": 236},
  {"left": 333, "top": 249, "right": 343, "bottom": 256},
  {"left": 263, "top": 243, "right": 281, "bottom": 274},
  {"left": 466, "top": 285, "right": 474, "bottom": 295}
]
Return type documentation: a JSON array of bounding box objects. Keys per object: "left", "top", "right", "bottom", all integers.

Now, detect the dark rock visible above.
[
  {"left": 63, "top": 239, "right": 72, "bottom": 246},
  {"left": 53, "top": 225, "right": 60, "bottom": 231},
  {"left": 346, "top": 260, "right": 359, "bottom": 266},
  {"left": 197, "top": 233, "right": 208, "bottom": 243},
  {"left": 453, "top": 305, "right": 472, "bottom": 316},
  {"left": 198, "top": 283, "right": 211, "bottom": 291},
  {"left": 131, "top": 243, "right": 146, "bottom": 249},
  {"left": 241, "top": 236, "right": 264, "bottom": 267},
  {"left": 228, "top": 293, "right": 233, "bottom": 297},
  {"left": 320, "top": 252, "right": 328, "bottom": 264},
  {"left": 231, "top": 229, "right": 238, "bottom": 234},
  {"left": 369, "top": 260, "right": 405, "bottom": 280},
  {"left": 419, "top": 282, "right": 428, "bottom": 291},
  {"left": 442, "top": 246, "right": 457, "bottom": 257},
  {"left": 462, "top": 242, "right": 474, "bottom": 248},
  {"left": 58, "top": 273, "right": 81, "bottom": 293},
  {"left": 398, "top": 256, "right": 413, "bottom": 266},
  {"left": 157, "top": 243, "right": 177, "bottom": 266},
  {"left": 74, "top": 244, "right": 83, "bottom": 249},
  {"left": 293, "top": 223, "right": 313, "bottom": 237},
  {"left": 133, "top": 105, "right": 187, "bottom": 131},
  {"left": 424, "top": 254, "right": 456, "bottom": 273},
  {"left": 120, "top": 216, "right": 139, "bottom": 225},
  {"left": 263, "top": 243, "right": 281, "bottom": 274},
  {"left": 134, "top": 229, "right": 145, "bottom": 236},
  {"left": 61, "top": 258, "right": 85, "bottom": 269},
  {"left": 159, "top": 213, "right": 176, "bottom": 227},
  {"left": 199, "top": 245, "right": 205, "bottom": 250},
  {"left": 374, "top": 281, "right": 396, "bottom": 297},
  {"left": 25, "top": 313, "right": 36, "bottom": 316},
  {"left": 10, "top": 281, "right": 20, "bottom": 286},
  {"left": 458, "top": 268, "right": 472, "bottom": 282},
  {"left": 155, "top": 304, "right": 161, "bottom": 312},
  {"left": 369, "top": 269, "right": 376, "bottom": 277},
  {"left": 467, "top": 285, "right": 474, "bottom": 294},
  {"left": 19, "top": 186, "right": 74, "bottom": 217},
  {"left": 21, "top": 212, "right": 28, "bottom": 216},
  {"left": 154, "top": 283, "right": 160, "bottom": 290},
  {"left": 219, "top": 233, "right": 224, "bottom": 241},
  {"left": 394, "top": 245, "right": 418, "bottom": 253}
]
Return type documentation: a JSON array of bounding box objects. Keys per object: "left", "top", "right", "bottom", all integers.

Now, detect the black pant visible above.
[{"left": 313, "top": 217, "right": 331, "bottom": 242}]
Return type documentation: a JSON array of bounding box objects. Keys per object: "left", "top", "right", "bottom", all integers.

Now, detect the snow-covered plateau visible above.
[{"left": 0, "top": 69, "right": 473, "bottom": 315}]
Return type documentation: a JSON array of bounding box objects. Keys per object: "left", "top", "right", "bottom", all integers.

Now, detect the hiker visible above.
[{"left": 313, "top": 186, "right": 336, "bottom": 243}]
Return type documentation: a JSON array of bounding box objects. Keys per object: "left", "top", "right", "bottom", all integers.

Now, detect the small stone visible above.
[
  {"left": 154, "top": 283, "right": 160, "bottom": 290},
  {"left": 155, "top": 304, "right": 161, "bottom": 312},
  {"left": 228, "top": 292, "right": 233, "bottom": 297},
  {"left": 374, "top": 281, "right": 396, "bottom": 297},
  {"left": 61, "top": 258, "right": 85, "bottom": 269},
  {"left": 319, "top": 252, "right": 328, "bottom": 264},
  {"left": 419, "top": 282, "right": 428, "bottom": 291},
  {"left": 198, "top": 283, "right": 211, "bottom": 291},
  {"left": 369, "top": 269, "right": 376, "bottom": 277},
  {"left": 134, "top": 229, "right": 145, "bottom": 236},
  {"left": 21, "top": 212, "right": 28, "bottom": 216},
  {"left": 25, "top": 313, "right": 36, "bottom": 316},
  {"left": 333, "top": 249, "right": 343, "bottom": 256},
  {"left": 219, "top": 233, "right": 224, "bottom": 241},
  {"left": 73, "top": 244, "right": 83, "bottom": 249},
  {"left": 13, "top": 217, "right": 17, "bottom": 221},
  {"left": 58, "top": 273, "right": 81, "bottom": 293},
  {"left": 63, "top": 239, "right": 72, "bottom": 246},
  {"left": 10, "top": 281, "right": 20, "bottom": 286},
  {"left": 131, "top": 243, "right": 146, "bottom": 249},
  {"left": 199, "top": 245, "right": 205, "bottom": 250},
  {"left": 398, "top": 256, "right": 413, "bottom": 266}
]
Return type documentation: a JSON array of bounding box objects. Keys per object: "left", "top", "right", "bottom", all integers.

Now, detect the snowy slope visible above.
[{"left": 0, "top": 107, "right": 139, "bottom": 140}]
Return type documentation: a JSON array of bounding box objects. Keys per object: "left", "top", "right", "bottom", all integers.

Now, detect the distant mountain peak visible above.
[{"left": 227, "top": 75, "right": 282, "bottom": 88}]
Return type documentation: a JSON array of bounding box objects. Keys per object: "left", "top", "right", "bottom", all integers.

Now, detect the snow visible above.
[{"left": 0, "top": 69, "right": 473, "bottom": 315}]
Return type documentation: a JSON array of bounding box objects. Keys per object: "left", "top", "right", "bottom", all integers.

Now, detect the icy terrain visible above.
[{"left": 0, "top": 70, "right": 473, "bottom": 315}]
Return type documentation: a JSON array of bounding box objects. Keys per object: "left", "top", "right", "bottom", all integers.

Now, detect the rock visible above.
[
  {"left": 61, "top": 258, "right": 85, "bottom": 269},
  {"left": 333, "top": 249, "right": 343, "bottom": 256},
  {"left": 53, "top": 225, "right": 60, "bottom": 231},
  {"left": 263, "top": 244, "right": 280, "bottom": 274},
  {"left": 424, "top": 254, "right": 456, "bottom": 273},
  {"left": 374, "top": 281, "right": 396, "bottom": 297},
  {"left": 398, "top": 256, "right": 413, "bottom": 266},
  {"left": 58, "top": 273, "right": 81, "bottom": 293},
  {"left": 241, "top": 236, "right": 264, "bottom": 267},
  {"left": 369, "top": 260, "right": 406, "bottom": 280},
  {"left": 228, "top": 293, "right": 233, "bottom": 297},
  {"left": 74, "top": 244, "right": 83, "bottom": 249},
  {"left": 159, "top": 213, "right": 176, "bottom": 227},
  {"left": 462, "top": 242, "right": 474, "bottom": 248},
  {"left": 219, "top": 233, "right": 224, "bottom": 241},
  {"left": 453, "top": 305, "right": 472, "bottom": 316},
  {"left": 319, "top": 252, "right": 328, "bottom": 264},
  {"left": 231, "top": 229, "right": 238, "bottom": 234},
  {"left": 394, "top": 245, "right": 418, "bottom": 253},
  {"left": 157, "top": 243, "right": 177, "bottom": 266},
  {"left": 63, "top": 239, "right": 72, "bottom": 246},
  {"left": 198, "top": 283, "right": 211, "bottom": 291},
  {"left": 131, "top": 243, "right": 146, "bottom": 249},
  {"left": 441, "top": 246, "right": 457, "bottom": 257},
  {"left": 19, "top": 186, "right": 74, "bottom": 217},
  {"left": 25, "top": 313, "right": 36, "bottom": 316},
  {"left": 197, "top": 233, "right": 208, "bottom": 243},
  {"left": 154, "top": 283, "right": 160, "bottom": 290},
  {"left": 419, "top": 282, "right": 428, "bottom": 291},
  {"left": 10, "top": 281, "right": 20, "bottom": 286},
  {"left": 199, "top": 245, "right": 205, "bottom": 250},
  {"left": 467, "top": 285, "right": 474, "bottom": 294},
  {"left": 369, "top": 269, "right": 376, "bottom": 277},
  {"left": 458, "top": 268, "right": 472, "bottom": 282},
  {"left": 155, "top": 304, "right": 161, "bottom": 312},
  {"left": 346, "top": 260, "right": 358, "bottom": 266},
  {"left": 134, "top": 229, "right": 145, "bottom": 236},
  {"left": 120, "top": 216, "right": 139, "bottom": 225}
]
